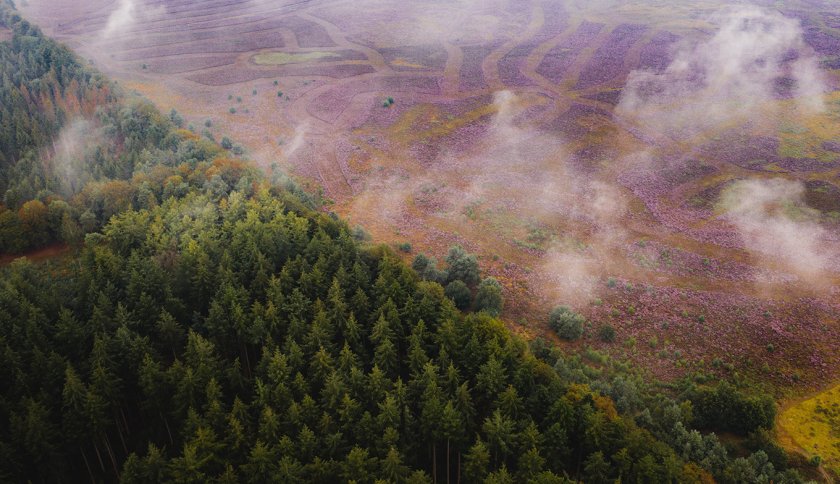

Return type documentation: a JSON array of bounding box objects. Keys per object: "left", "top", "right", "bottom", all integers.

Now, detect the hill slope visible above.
[{"left": 0, "top": 2, "right": 823, "bottom": 483}]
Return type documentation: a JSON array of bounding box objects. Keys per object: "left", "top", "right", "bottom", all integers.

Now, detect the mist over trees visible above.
[
  {"left": 0, "top": 2, "right": 813, "bottom": 483},
  {"left": 0, "top": 6, "right": 235, "bottom": 254}
]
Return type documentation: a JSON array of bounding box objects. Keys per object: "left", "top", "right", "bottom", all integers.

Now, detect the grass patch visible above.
[
  {"left": 513, "top": 223, "right": 555, "bottom": 251},
  {"left": 463, "top": 200, "right": 482, "bottom": 221},
  {"left": 779, "top": 383, "right": 840, "bottom": 477},
  {"left": 252, "top": 51, "right": 340, "bottom": 65}
]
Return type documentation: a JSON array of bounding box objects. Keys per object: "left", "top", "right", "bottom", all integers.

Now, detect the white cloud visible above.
[
  {"left": 617, "top": 5, "right": 827, "bottom": 137},
  {"left": 719, "top": 178, "right": 828, "bottom": 278},
  {"left": 100, "top": 0, "right": 165, "bottom": 41},
  {"left": 102, "top": 0, "right": 136, "bottom": 39}
]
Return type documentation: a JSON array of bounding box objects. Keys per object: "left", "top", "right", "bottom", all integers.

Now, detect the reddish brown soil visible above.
[{"left": 0, "top": 244, "right": 72, "bottom": 267}]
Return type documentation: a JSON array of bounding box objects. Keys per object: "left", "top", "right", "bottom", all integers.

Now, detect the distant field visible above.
[
  {"left": 19, "top": 0, "right": 840, "bottom": 391},
  {"left": 252, "top": 51, "right": 341, "bottom": 65}
]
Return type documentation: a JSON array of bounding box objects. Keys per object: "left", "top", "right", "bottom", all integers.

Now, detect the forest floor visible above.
[{"left": 0, "top": 243, "right": 71, "bottom": 267}]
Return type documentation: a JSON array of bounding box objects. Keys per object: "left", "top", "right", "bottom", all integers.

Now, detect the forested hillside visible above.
[
  {"left": 0, "top": 2, "right": 815, "bottom": 483},
  {"left": 0, "top": 0, "right": 283, "bottom": 254}
]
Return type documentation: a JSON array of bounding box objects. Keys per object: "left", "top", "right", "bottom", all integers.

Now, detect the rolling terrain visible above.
[{"left": 14, "top": 0, "right": 840, "bottom": 476}]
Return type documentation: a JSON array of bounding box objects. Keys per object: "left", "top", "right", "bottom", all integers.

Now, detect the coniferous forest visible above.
[{"left": 0, "top": 1, "right": 817, "bottom": 482}]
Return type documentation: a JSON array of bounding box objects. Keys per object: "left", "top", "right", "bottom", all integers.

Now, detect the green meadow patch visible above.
[{"left": 252, "top": 51, "right": 341, "bottom": 65}]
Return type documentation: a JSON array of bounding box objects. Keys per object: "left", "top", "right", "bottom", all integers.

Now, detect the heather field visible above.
[{"left": 20, "top": 0, "right": 840, "bottom": 471}]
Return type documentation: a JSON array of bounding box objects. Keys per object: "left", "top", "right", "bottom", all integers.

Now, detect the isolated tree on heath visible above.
[
  {"left": 445, "top": 245, "right": 480, "bottom": 286},
  {"left": 549, "top": 306, "right": 585, "bottom": 340}
]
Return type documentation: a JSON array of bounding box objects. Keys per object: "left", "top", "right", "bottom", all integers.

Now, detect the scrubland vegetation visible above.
[
  {"left": 0, "top": 2, "right": 825, "bottom": 482},
  {"left": 3, "top": 0, "right": 840, "bottom": 481}
]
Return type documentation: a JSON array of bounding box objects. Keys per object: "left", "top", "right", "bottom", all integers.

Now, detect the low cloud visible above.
[
  {"left": 102, "top": 0, "right": 136, "bottom": 39},
  {"left": 100, "top": 0, "right": 165, "bottom": 42},
  {"left": 617, "top": 5, "right": 827, "bottom": 137},
  {"left": 341, "top": 90, "right": 628, "bottom": 305},
  {"left": 480, "top": 91, "right": 629, "bottom": 304},
  {"left": 718, "top": 178, "right": 829, "bottom": 279},
  {"left": 50, "top": 119, "right": 101, "bottom": 196},
  {"left": 541, "top": 248, "right": 602, "bottom": 306},
  {"left": 313, "top": 0, "right": 512, "bottom": 46},
  {"left": 284, "top": 122, "right": 310, "bottom": 160}
]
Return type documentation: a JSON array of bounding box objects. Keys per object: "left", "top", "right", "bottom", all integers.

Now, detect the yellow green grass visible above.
[
  {"left": 390, "top": 58, "right": 426, "bottom": 69},
  {"left": 777, "top": 92, "right": 840, "bottom": 161},
  {"left": 252, "top": 51, "right": 340, "bottom": 65},
  {"left": 779, "top": 383, "right": 840, "bottom": 477}
]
